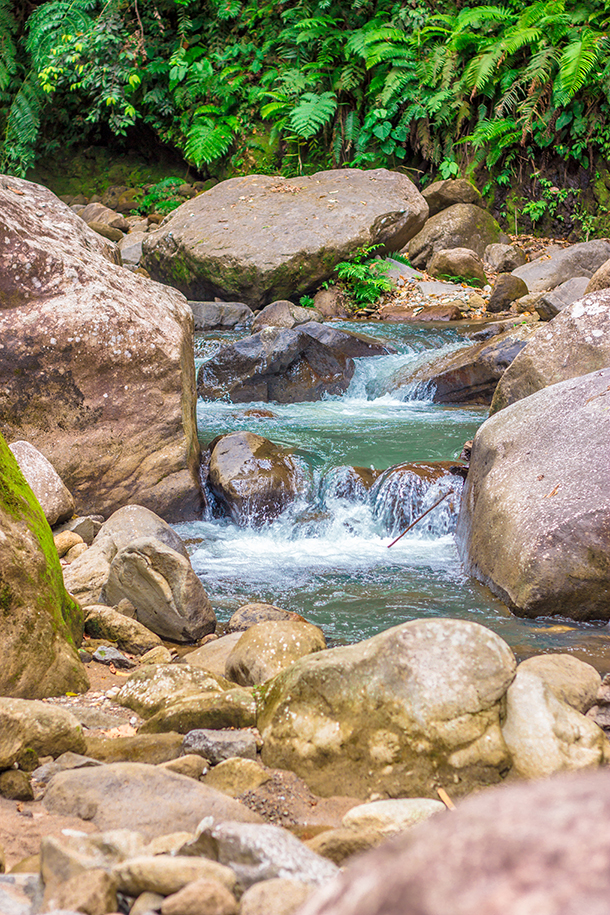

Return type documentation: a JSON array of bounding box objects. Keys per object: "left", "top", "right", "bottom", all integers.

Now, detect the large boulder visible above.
[
  {"left": 207, "top": 433, "right": 304, "bottom": 525},
  {"left": 197, "top": 326, "right": 355, "bottom": 404},
  {"left": 0, "top": 434, "right": 87, "bottom": 697},
  {"left": 8, "top": 440, "right": 74, "bottom": 527},
  {"left": 258, "top": 619, "right": 516, "bottom": 799},
  {"left": 295, "top": 770, "right": 610, "bottom": 915},
  {"left": 457, "top": 368, "right": 610, "bottom": 619},
  {"left": 102, "top": 537, "right": 215, "bottom": 642},
  {"left": 483, "top": 243, "right": 526, "bottom": 272},
  {"left": 490, "top": 290, "right": 610, "bottom": 413},
  {"left": 408, "top": 204, "right": 502, "bottom": 267},
  {"left": 0, "top": 175, "right": 202, "bottom": 521},
  {"left": 189, "top": 301, "right": 254, "bottom": 331},
  {"left": 141, "top": 169, "right": 428, "bottom": 307},
  {"left": 0, "top": 698, "right": 86, "bottom": 757},
  {"left": 392, "top": 323, "right": 538, "bottom": 405},
  {"left": 536, "top": 275, "right": 589, "bottom": 320},
  {"left": 43, "top": 762, "right": 263, "bottom": 839},
  {"left": 421, "top": 179, "right": 482, "bottom": 216},
  {"left": 511, "top": 239, "right": 610, "bottom": 294},
  {"left": 63, "top": 504, "right": 190, "bottom": 606}
]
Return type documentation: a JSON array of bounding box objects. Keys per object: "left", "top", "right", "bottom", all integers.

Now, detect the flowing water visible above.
[{"left": 175, "top": 321, "right": 610, "bottom": 670}]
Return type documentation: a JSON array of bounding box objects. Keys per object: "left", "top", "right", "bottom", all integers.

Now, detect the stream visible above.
[{"left": 175, "top": 320, "right": 610, "bottom": 670}]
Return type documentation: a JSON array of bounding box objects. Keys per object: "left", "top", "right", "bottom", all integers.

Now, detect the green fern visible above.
[
  {"left": 184, "top": 109, "right": 238, "bottom": 165},
  {"left": 288, "top": 91, "right": 337, "bottom": 138}
]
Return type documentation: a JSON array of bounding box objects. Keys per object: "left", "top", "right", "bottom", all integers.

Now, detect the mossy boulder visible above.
[{"left": 0, "top": 433, "right": 88, "bottom": 697}]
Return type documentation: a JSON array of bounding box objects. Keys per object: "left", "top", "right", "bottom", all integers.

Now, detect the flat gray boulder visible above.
[
  {"left": 141, "top": 169, "right": 428, "bottom": 307},
  {"left": 490, "top": 290, "right": 610, "bottom": 412},
  {"left": 457, "top": 368, "right": 610, "bottom": 619},
  {"left": 43, "top": 762, "right": 263, "bottom": 838},
  {"left": 512, "top": 240, "right": 610, "bottom": 294}
]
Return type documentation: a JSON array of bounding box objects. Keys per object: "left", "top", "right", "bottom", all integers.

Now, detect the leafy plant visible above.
[
  {"left": 139, "top": 177, "right": 184, "bottom": 215},
  {"left": 300, "top": 295, "right": 315, "bottom": 308},
  {"left": 333, "top": 244, "right": 394, "bottom": 307}
]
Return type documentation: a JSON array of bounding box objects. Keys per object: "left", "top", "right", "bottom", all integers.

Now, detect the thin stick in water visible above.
[{"left": 387, "top": 490, "right": 453, "bottom": 548}]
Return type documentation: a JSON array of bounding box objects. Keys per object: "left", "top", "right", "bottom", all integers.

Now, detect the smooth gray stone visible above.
[
  {"left": 182, "top": 728, "right": 258, "bottom": 764},
  {"left": 536, "top": 276, "right": 590, "bottom": 320},
  {"left": 189, "top": 301, "right": 254, "bottom": 330}
]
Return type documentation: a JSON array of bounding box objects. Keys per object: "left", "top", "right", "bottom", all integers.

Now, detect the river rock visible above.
[
  {"left": 490, "top": 291, "right": 610, "bottom": 412},
  {"left": 139, "top": 689, "right": 257, "bottom": 735},
  {"left": 408, "top": 204, "right": 502, "bottom": 266},
  {"left": 0, "top": 175, "right": 202, "bottom": 521},
  {"left": 518, "top": 654, "right": 601, "bottom": 712},
  {"left": 225, "top": 621, "right": 327, "bottom": 686},
  {"left": 501, "top": 667, "right": 608, "bottom": 779},
  {"left": 536, "top": 275, "right": 589, "bottom": 320},
  {"left": 421, "top": 178, "right": 482, "bottom": 216},
  {"left": 393, "top": 323, "right": 538, "bottom": 405},
  {"left": 116, "top": 665, "right": 230, "bottom": 718},
  {"left": 181, "top": 820, "right": 339, "bottom": 889},
  {"left": 113, "top": 856, "right": 237, "bottom": 897},
  {"left": 79, "top": 201, "right": 129, "bottom": 231},
  {"left": 182, "top": 728, "right": 258, "bottom": 764},
  {"left": 203, "top": 758, "right": 271, "bottom": 797},
  {"left": 43, "top": 868, "right": 118, "bottom": 915},
  {"left": 427, "top": 248, "right": 486, "bottom": 284},
  {"left": 295, "top": 769, "right": 610, "bottom": 915},
  {"left": 40, "top": 829, "right": 145, "bottom": 886},
  {"left": 258, "top": 619, "right": 516, "bottom": 799},
  {"left": 511, "top": 239, "right": 610, "bottom": 293},
  {"left": 0, "top": 434, "right": 87, "bottom": 697},
  {"left": 141, "top": 169, "right": 428, "bottom": 307},
  {"left": 54, "top": 530, "right": 84, "bottom": 558},
  {"left": 300, "top": 321, "right": 396, "bottom": 357},
  {"left": 190, "top": 301, "right": 254, "bottom": 331},
  {"left": 91, "top": 645, "right": 136, "bottom": 668},
  {"left": 103, "top": 537, "right": 216, "bottom": 642},
  {"left": 457, "top": 368, "right": 610, "bottom": 619},
  {"left": 239, "top": 878, "right": 313, "bottom": 915},
  {"left": 8, "top": 440, "right": 75, "bottom": 527},
  {"left": 487, "top": 273, "right": 529, "bottom": 312},
  {"left": 342, "top": 798, "right": 444, "bottom": 835},
  {"left": 55, "top": 515, "right": 103, "bottom": 545},
  {"left": 118, "top": 230, "right": 146, "bottom": 266},
  {"left": 43, "top": 762, "right": 262, "bottom": 838},
  {"left": 252, "top": 301, "right": 323, "bottom": 332},
  {"left": 0, "top": 709, "right": 26, "bottom": 769},
  {"left": 207, "top": 432, "right": 304, "bottom": 525},
  {"left": 0, "top": 769, "right": 33, "bottom": 801},
  {"left": 483, "top": 243, "right": 526, "bottom": 272},
  {"left": 161, "top": 878, "right": 238, "bottom": 915},
  {"left": 0, "top": 698, "right": 86, "bottom": 757},
  {"left": 184, "top": 634, "right": 244, "bottom": 678},
  {"left": 84, "top": 605, "right": 162, "bottom": 654},
  {"left": 84, "top": 733, "right": 183, "bottom": 764},
  {"left": 585, "top": 256, "right": 610, "bottom": 293},
  {"left": 197, "top": 326, "right": 355, "bottom": 403},
  {"left": 227, "top": 603, "right": 304, "bottom": 632},
  {"left": 312, "top": 288, "right": 351, "bottom": 319}
]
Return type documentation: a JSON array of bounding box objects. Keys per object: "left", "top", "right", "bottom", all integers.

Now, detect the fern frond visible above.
[
  {"left": 288, "top": 91, "right": 337, "bottom": 138},
  {"left": 557, "top": 31, "right": 602, "bottom": 97},
  {"left": 184, "top": 115, "right": 237, "bottom": 165}
]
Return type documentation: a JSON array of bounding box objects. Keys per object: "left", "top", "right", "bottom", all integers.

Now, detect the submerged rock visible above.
[
  {"left": 258, "top": 618, "right": 516, "bottom": 799},
  {"left": 207, "top": 432, "right": 304, "bottom": 525},
  {"left": 141, "top": 168, "right": 428, "bottom": 307},
  {"left": 197, "top": 325, "right": 356, "bottom": 403},
  {"left": 457, "top": 368, "right": 610, "bottom": 619},
  {"left": 392, "top": 323, "right": 538, "bottom": 405}
]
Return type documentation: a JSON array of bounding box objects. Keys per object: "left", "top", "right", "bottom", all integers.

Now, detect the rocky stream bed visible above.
[{"left": 1, "top": 169, "right": 610, "bottom": 914}]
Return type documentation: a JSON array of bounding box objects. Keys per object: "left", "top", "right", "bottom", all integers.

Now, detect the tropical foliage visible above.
[{"left": 1, "top": 0, "right": 610, "bottom": 183}]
